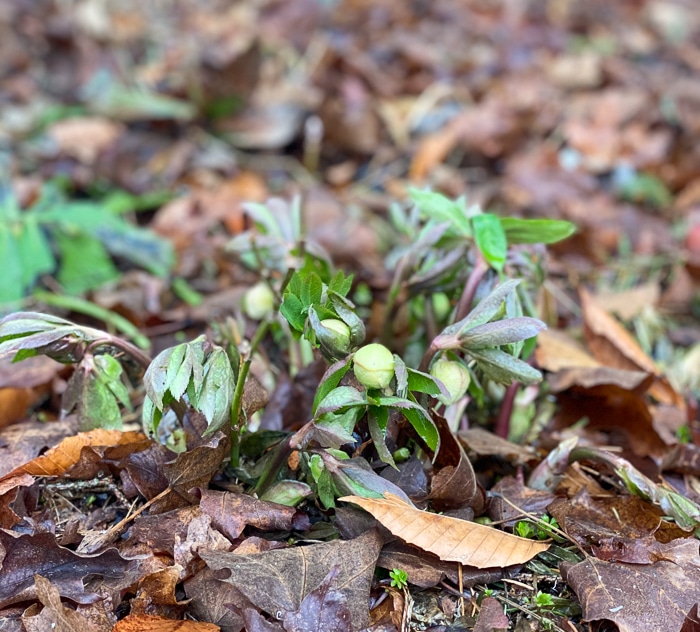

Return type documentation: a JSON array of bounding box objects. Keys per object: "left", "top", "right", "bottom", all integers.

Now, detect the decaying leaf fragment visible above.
[{"left": 340, "top": 493, "right": 549, "bottom": 569}]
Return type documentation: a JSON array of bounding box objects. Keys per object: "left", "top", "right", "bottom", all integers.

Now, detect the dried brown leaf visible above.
[
  {"left": 339, "top": 493, "right": 548, "bottom": 569},
  {"left": 113, "top": 614, "right": 220, "bottom": 632},
  {"left": 0, "top": 430, "right": 147, "bottom": 482},
  {"left": 580, "top": 288, "right": 684, "bottom": 408}
]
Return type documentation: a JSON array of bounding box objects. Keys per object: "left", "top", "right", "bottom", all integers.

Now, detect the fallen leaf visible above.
[
  {"left": 113, "top": 614, "right": 220, "bottom": 631},
  {"left": 562, "top": 555, "right": 700, "bottom": 632},
  {"left": 339, "top": 493, "right": 549, "bottom": 569},
  {"left": 199, "top": 529, "right": 382, "bottom": 631},
  {"left": 0, "top": 429, "right": 148, "bottom": 482},
  {"left": 473, "top": 596, "right": 509, "bottom": 632},
  {"left": 580, "top": 288, "right": 684, "bottom": 408},
  {"left": 199, "top": 489, "right": 309, "bottom": 541},
  {"left": 535, "top": 329, "right": 600, "bottom": 373},
  {"left": 21, "top": 575, "right": 101, "bottom": 632},
  {"left": 458, "top": 427, "right": 536, "bottom": 463},
  {"left": 0, "top": 531, "right": 136, "bottom": 609},
  {"left": 282, "top": 567, "right": 352, "bottom": 632}
]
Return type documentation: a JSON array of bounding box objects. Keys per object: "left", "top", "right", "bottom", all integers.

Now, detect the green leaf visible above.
[
  {"left": 0, "top": 223, "right": 24, "bottom": 306},
  {"left": 199, "top": 347, "right": 235, "bottom": 436},
  {"left": 54, "top": 231, "right": 120, "bottom": 294},
  {"left": 402, "top": 407, "right": 439, "bottom": 452},
  {"left": 472, "top": 213, "right": 507, "bottom": 272},
  {"left": 368, "top": 406, "right": 395, "bottom": 468},
  {"left": 409, "top": 189, "right": 472, "bottom": 237},
  {"left": 94, "top": 354, "right": 131, "bottom": 410},
  {"left": 458, "top": 279, "right": 522, "bottom": 337},
  {"left": 500, "top": 218, "right": 576, "bottom": 244},
  {"left": 309, "top": 454, "right": 336, "bottom": 509},
  {"left": 460, "top": 317, "right": 546, "bottom": 349},
  {"left": 468, "top": 347, "right": 543, "bottom": 385},
  {"left": 393, "top": 355, "right": 409, "bottom": 398},
  {"left": 328, "top": 270, "right": 353, "bottom": 297},
  {"left": 312, "top": 357, "right": 353, "bottom": 415},
  {"left": 301, "top": 272, "right": 324, "bottom": 309},
  {"left": 280, "top": 293, "right": 306, "bottom": 332},
  {"left": 315, "top": 386, "right": 367, "bottom": 416},
  {"left": 315, "top": 408, "right": 362, "bottom": 444},
  {"left": 17, "top": 218, "right": 55, "bottom": 290},
  {"left": 328, "top": 292, "right": 365, "bottom": 348},
  {"left": 406, "top": 368, "right": 447, "bottom": 398}
]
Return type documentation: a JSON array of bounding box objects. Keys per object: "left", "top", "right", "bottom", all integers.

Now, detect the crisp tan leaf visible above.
[{"left": 339, "top": 493, "right": 549, "bottom": 569}]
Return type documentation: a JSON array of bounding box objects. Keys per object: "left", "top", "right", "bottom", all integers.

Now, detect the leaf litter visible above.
[{"left": 1, "top": 0, "right": 700, "bottom": 631}]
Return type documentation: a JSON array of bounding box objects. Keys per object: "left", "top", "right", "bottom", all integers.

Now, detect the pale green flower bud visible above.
[
  {"left": 353, "top": 343, "right": 395, "bottom": 390},
  {"left": 243, "top": 282, "right": 275, "bottom": 320},
  {"left": 318, "top": 318, "right": 351, "bottom": 355},
  {"left": 430, "top": 358, "right": 471, "bottom": 405}
]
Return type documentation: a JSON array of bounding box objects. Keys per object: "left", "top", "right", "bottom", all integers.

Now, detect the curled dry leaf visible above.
[
  {"left": 339, "top": 493, "right": 549, "bottom": 569},
  {"left": 0, "top": 430, "right": 148, "bottom": 482},
  {"left": 579, "top": 288, "right": 684, "bottom": 409}
]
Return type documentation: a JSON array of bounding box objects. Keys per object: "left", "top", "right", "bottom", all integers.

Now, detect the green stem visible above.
[
  {"left": 381, "top": 257, "right": 408, "bottom": 345},
  {"left": 33, "top": 290, "right": 151, "bottom": 350},
  {"left": 229, "top": 317, "right": 271, "bottom": 467}
]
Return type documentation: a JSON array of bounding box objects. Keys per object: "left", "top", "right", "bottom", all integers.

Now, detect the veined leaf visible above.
[
  {"left": 468, "top": 347, "right": 543, "bottom": 385},
  {"left": 461, "top": 317, "right": 546, "bottom": 349},
  {"left": 315, "top": 386, "right": 367, "bottom": 416},
  {"left": 312, "top": 357, "right": 353, "bottom": 415},
  {"left": 409, "top": 189, "right": 472, "bottom": 237},
  {"left": 501, "top": 217, "right": 576, "bottom": 244}
]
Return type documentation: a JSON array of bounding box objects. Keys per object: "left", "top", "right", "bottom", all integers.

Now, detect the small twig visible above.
[{"left": 76, "top": 486, "right": 172, "bottom": 554}]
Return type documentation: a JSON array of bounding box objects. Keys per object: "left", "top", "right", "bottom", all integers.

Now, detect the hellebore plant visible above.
[{"left": 0, "top": 188, "right": 575, "bottom": 507}]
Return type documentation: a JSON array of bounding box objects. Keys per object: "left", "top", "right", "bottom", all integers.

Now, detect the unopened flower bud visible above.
[
  {"left": 353, "top": 343, "right": 395, "bottom": 390},
  {"left": 318, "top": 318, "right": 351, "bottom": 355},
  {"left": 430, "top": 358, "right": 471, "bottom": 405},
  {"left": 243, "top": 282, "right": 275, "bottom": 320}
]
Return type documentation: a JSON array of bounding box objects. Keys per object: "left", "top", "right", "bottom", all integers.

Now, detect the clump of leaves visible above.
[{"left": 0, "top": 179, "right": 173, "bottom": 307}]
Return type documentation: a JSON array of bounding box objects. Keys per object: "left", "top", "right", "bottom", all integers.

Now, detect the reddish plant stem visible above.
[
  {"left": 494, "top": 381, "right": 519, "bottom": 439},
  {"left": 454, "top": 254, "right": 489, "bottom": 323}
]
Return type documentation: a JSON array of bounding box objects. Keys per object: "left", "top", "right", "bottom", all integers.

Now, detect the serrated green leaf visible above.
[
  {"left": 315, "top": 386, "right": 367, "bottom": 416},
  {"left": 301, "top": 272, "right": 323, "bottom": 309},
  {"left": 472, "top": 213, "right": 507, "bottom": 272},
  {"left": 468, "top": 347, "right": 543, "bottom": 385},
  {"left": 328, "top": 270, "right": 353, "bottom": 297},
  {"left": 402, "top": 406, "right": 439, "bottom": 452},
  {"left": 312, "top": 357, "right": 353, "bottom": 415},
  {"left": 143, "top": 346, "right": 175, "bottom": 409},
  {"left": 94, "top": 354, "right": 131, "bottom": 410},
  {"left": 200, "top": 347, "right": 235, "bottom": 435},
  {"left": 280, "top": 293, "right": 306, "bottom": 332},
  {"left": 315, "top": 408, "right": 362, "bottom": 443},
  {"left": 500, "top": 218, "right": 576, "bottom": 244},
  {"left": 460, "top": 317, "right": 546, "bottom": 349}
]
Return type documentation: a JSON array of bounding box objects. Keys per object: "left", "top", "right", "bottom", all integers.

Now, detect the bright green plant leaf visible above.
[
  {"left": 406, "top": 367, "right": 447, "bottom": 398},
  {"left": 315, "top": 386, "right": 367, "bottom": 416},
  {"left": 409, "top": 189, "right": 472, "bottom": 237},
  {"left": 94, "top": 354, "right": 131, "bottom": 410},
  {"left": 54, "top": 231, "right": 121, "bottom": 294},
  {"left": 200, "top": 347, "right": 235, "bottom": 435},
  {"left": 312, "top": 357, "right": 353, "bottom": 415},
  {"left": 368, "top": 405, "right": 395, "bottom": 467},
  {"left": 472, "top": 213, "right": 507, "bottom": 272},
  {"left": 376, "top": 396, "right": 439, "bottom": 452},
  {"left": 0, "top": 225, "right": 24, "bottom": 306},
  {"left": 280, "top": 293, "right": 306, "bottom": 332},
  {"left": 500, "top": 218, "right": 576, "bottom": 244},
  {"left": 17, "top": 218, "right": 55, "bottom": 291}
]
